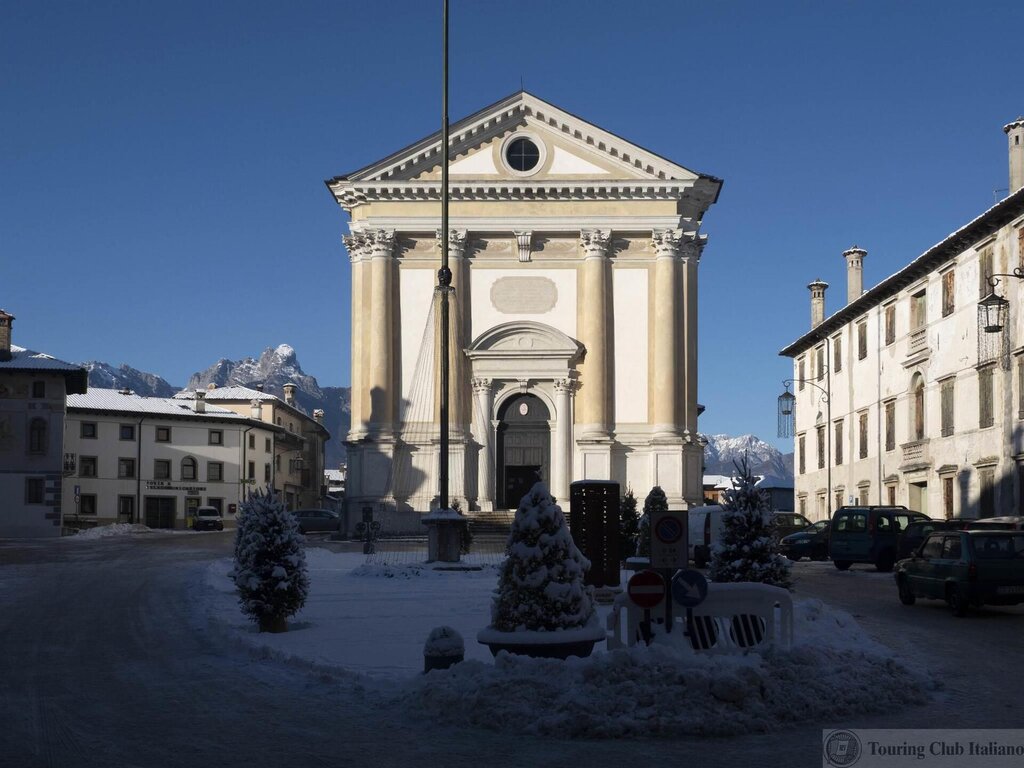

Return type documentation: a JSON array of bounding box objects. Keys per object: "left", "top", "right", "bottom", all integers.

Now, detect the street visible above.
[{"left": 1, "top": 535, "right": 1021, "bottom": 768}]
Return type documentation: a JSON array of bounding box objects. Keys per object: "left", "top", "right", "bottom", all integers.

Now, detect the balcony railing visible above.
[
  {"left": 908, "top": 327, "right": 928, "bottom": 356},
  {"left": 900, "top": 439, "right": 930, "bottom": 467}
]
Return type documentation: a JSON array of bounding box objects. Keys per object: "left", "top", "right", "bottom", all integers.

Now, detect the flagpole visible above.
[{"left": 438, "top": 0, "right": 451, "bottom": 511}]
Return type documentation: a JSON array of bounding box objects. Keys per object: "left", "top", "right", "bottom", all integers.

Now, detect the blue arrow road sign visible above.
[{"left": 671, "top": 569, "right": 708, "bottom": 608}]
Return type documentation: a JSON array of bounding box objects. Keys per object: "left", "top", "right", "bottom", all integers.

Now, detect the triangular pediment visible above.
[{"left": 335, "top": 91, "right": 713, "bottom": 186}]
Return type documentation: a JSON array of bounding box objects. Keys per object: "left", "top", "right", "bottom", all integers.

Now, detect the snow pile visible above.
[
  {"left": 350, "top": 562, "right": 499, "bottom": 579},
  {"left": 403, "top": 601, "right": 932, "bottom": 738},
  {"left": 424, "top": 626, "right": 465, "bottom": 658},
  {"left": 69, "top": 523, "right": 167, "bottom": 539}
]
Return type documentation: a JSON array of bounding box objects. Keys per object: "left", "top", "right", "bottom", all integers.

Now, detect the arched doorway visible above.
[{"left": 496, "top": 393, "right": 551, "bottom": 509}]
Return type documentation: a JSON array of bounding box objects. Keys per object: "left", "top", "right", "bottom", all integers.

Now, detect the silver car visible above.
[{"left": 292, "top": 508, "right": 341, "bottom": 534}]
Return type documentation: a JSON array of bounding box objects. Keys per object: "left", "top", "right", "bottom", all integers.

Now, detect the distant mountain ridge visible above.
[
  {"left": 81, "top": 361, "right": 179, "bottom": 398},
  {"left": 702, "top": 433, "right": 794, "bottom": 482}
]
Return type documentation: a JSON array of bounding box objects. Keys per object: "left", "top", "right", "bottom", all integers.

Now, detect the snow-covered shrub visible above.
[
  {"left": 709, "top": 458, "right": 792, "bottom": 589},
  {"left": 424, "top": 626, "right": 465, "bottom": 658},
  {"left": 636, "top": 486, "right": 667, "bottom": 557},
  {"left": 618, "top": 488, "right": 639, "bottom": 560},
  {"left": 231, "top": 488, "right": 309, "bottom": 632},
  {"left": 491, "top": 481, "right": 595, "bottom": 632}
]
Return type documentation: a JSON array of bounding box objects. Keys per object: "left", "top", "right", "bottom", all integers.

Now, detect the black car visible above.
[
  {"left": 829, "top": 505, "right": 929, "bottom": 572},
  {"left": 780, "top": 519, "right": 830, "bottom": 561},
  {"left": 292, "top": 508, "right": 341, "bottom": 534},
  {"left": 897, "top": 519, "right": 961, "bottom": 560}
]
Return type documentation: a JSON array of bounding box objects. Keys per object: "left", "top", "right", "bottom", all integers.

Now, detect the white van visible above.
[{"left": 688, "top": 505, "right": 726, "bottom": 568}]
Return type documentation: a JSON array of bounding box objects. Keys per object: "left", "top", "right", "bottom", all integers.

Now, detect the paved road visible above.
[{"left": 1, "top": 537, "right": 1022, "bottom": 768}]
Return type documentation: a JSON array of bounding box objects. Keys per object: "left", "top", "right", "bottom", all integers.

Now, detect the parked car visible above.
[
  {"left": 897, "top": 519, "right": 961, "bottom": 560},
  {"left": 829, "top": 505, "right": 929, "bottom": 572},
  {"left": 895, "top": 530, "right": 1024, "bottom": 616},
  {"left": 193, "top": 506, "right": 224, "bottom": 532},
  {"left": 780, "top": 519, "right": 830, "bottom": 561},
  {"left": 292, "top": 508, "right": 341, "bottom": 534},
  {"left": 963, "top": 516, "right": 1024, "bottom": 531},
  {"left": 774, "top": 512, "right": 813, "bottom": 539}
]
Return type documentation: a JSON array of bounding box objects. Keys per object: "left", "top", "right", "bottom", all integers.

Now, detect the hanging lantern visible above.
[
  {"left": 777, "top": 389, "right": 797, "bottom": 438},
  {"left": 978, "top": 291, "right": 1009, "bottom": 334}
]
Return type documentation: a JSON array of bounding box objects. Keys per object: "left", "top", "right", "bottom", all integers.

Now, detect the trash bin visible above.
[{"left": 568, "top": 480, "right": 621, "bottom": 588}]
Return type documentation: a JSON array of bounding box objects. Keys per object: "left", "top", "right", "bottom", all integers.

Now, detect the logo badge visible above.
[{"left": 823, "top": 730, "right": 862, "bottom": 767}]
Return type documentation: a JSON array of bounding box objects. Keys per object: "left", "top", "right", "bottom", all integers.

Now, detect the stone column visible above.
[
  {"left": 472, "top": 377, "right": 495, "bottom": 511},
  {"left": 680, "top": 232, "right": 704, "bottom": 439},
  {"left": 553, "top": 378, "right": 576, "bottom": 502},
  {"left": 652, "top": 230, "right": 681, "bottom": 441},
  {"left": 342, "top": 233, "right": 367, "bottom": 439},
  {"left": 577, "top": 230, "right": 611, "bottom": 440},
  {"left": 437, "top": 229, "right": 469, "bottom": 438},
  {"left": 367, "top": 229, "right": 395, "bottom": 436}
]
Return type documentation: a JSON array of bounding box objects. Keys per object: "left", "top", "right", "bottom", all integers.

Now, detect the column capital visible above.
[
  {"left": 366, "top": 228, "right": 396, "bottom": 259},
  {"left": 471, "top": 376, "right": 492, "bottom": 394},
  {"left": 553, "top": 377, "right": 577, "bottom": 395},
  {"left": 435, "top": 229, "right": 468, "bottom": 260},
  {"left": 652, "top": 228, "right": 705, "bottom": 262},
  {"left": 342, "top": 232, "right": 368, "bottom": 263},
  {"left": 579, "top": 229, "right": 611, "bottom": 259}
]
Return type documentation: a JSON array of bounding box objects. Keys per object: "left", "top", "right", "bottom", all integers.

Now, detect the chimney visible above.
[
  {"left": 808, "top": 279, "right": 829, "bottom": 329},
  {"left": 206, "top": 383, "right": 216, "bottom": 391},
  {"left": 250, "top": 398, "right": 263, "bottom": 420},
  {"left": 255, "top": 383, "right": 264, "bottom": 392},
  {"left": 0, "top": 309, "right": 13, "bottom": 362},
  {"left": 843, "top": 246, "right": 866, "bottom": 304},
  {"left": 194, "top": 390, "right": 206, "bottom": 413},
  {"left": 283, "top": 382, "right": 296, "bottom": 407},
  {"left": 313, "top": 408, "right": 324, "bottom": 425},
  {"left": 1005, "top": 117, "right": 1024, "bottom": 195}
]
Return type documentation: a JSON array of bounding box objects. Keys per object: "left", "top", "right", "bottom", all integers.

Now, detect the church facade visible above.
[{"left": 327, "top": 91, "right": 721, "bottom": 530}]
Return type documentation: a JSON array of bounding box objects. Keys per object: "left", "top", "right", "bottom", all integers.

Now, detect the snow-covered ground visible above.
[{"left": 199, "top": 548, "right": 934, "bottom": 738}]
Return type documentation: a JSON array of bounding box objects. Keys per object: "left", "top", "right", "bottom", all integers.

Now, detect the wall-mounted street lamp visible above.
[
  {"left": 977, "top": 271, "right": 1022, "bottom": 369},
  {"left": 778, "top": 368, "right": 833, "bottom": 518}
]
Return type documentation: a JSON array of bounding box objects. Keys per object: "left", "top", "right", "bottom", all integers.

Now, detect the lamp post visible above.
[
  {"left": 977, "top": 271, "right": 1022, "bottom": 369},
  {"left": 778, "top": 367, "right": 833, "bottom": 519}
]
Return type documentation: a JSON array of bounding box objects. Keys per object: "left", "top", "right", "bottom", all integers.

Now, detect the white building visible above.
[
  {"left": 0, "top": 309, "right": 88, "bottom": 538},
  {"left": 64, "top": 389, "right": 281, "bottom": 529},
  {"left": 326, "top": 90, "right": 722, "bottom": 530},
  {"left": 781, "top": 118, "right": 1024, "bottom": 521}
]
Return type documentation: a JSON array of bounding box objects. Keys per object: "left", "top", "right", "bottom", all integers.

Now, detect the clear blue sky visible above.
[{"left": 4, "top": 1, "right": 1023, "bottom": 449}]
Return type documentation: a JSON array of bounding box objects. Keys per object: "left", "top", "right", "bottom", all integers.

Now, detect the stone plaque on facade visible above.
[{"left": 490, "top": 276, "right": 558, "bottom": 314}]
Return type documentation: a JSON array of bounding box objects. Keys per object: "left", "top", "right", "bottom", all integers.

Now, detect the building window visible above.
[
  {"left": 31, "top": 381, "right": 45, "bottom": 398},
  {"left": 118, "top": 496, "right": 136, "bottom": 523},
  {"left": 265, "top": 437, "right": 271, "bottom": 452},
  {"left": 940, "top": 378, "right": 955, "bottom": 437},
  {"left": 816, "top": 425, "right": 825, "bottom": 469},
  {"left": 834, "top": 420, "right": 844, "bottom": 465},
  {"left": 264, "top": 462, "right": 271, "bottom": 482},
  {"left": 884, "top": 304, "right": 895, "bottom": 345},
  {"left": 248, "top": 433, "right": 256, "bottom": 450},
  {"left": 798, "top": 358, "right": 806, "bottom": 390},
  {"left": 28, "top": 418, "right": 48, "bottom": 454},
  {"left": 154, "top": 460, "right": 171, "bottom": 480},
  {"left": 979, "top": 366, "right": 994, "bottom": 428},
  {"left": 80, "top": 456, "right": 98, "bottom": 478},
  {"left": 798, "top": 497, "right": 807, "bottom": 517},
  {"left": 156, "top": 426, "right": 171, "bottom": 443},
  {"left": 815, "top": 345, "right": 825, "bottom": 381},
  {"left": 81, "top": 421, "right": 97, "bottom": 439},
  {"left": 505, "top": 136, "right": 541, "bottom": 172},
  {"left": 857, "top": 322, "right": 867, "bottom": 360},
  {"left": 980, "top": 468, "right": 996, "bottom": 517},
  {"left": 911, "top": 373, "right": 925, "bottom": 440},
  {"left": 209, "top": 430, "right": 223, "bottom": 446},
  {"left": 207, "top": 462, "right": 223, "bottom": 482},
  {"left": 248, "top": 461, "right": 255, "bottom": 479},
  {"left": 207, "top": 497, "right": 224, "bottom": 514},
  {"left": 885, "top": 400, "right": 896, "bottom": 451},
  {"left": 274, "top": 454, "right": 280, "bottom": 471},
  {"left": 858, "top": 411, "right": 868, "bottom": 459},
  {"left": 887, "top": 485, "right": 897, "bottom": 506},
  {"left": 941, "top": 269, "right": 955, "bottom": 317},
  {"left": 942, "top": 476, "right": 954, "bottom": 520},
  {"left": 25, "top": 478, "right": 45, "bottom": 504},
  {"left": 798, "top": 434, "right": 806, "bottom": 475},
  {"left": 118, "top": 458, "right": 136, "bottom": 479},
  {"left": 911, "top": 290, "right": 927, "bottom": 330},
  {"left": 119, "top": 424, "right": 136, "bottom": 441},
  {"left": 979, "top": 246, "right": 994, "bottom": 298},
  {"left": 79, "top": 494, "right": 97, "bottom": 515},
  {"left": 182, "top": 457, "right": 197, "bottom": 481},
  {"left": 833, "top": 336, "right": 842, "bottom": 373}
]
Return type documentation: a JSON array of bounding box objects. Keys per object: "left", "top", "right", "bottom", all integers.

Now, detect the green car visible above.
[{"left": 894, "top": 530, "right": 1024, "bottom": 616}]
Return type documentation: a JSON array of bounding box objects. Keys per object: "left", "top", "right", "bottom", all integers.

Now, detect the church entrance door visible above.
[{"left": 496, "top": 393, "right": 551, "bottom": 509}]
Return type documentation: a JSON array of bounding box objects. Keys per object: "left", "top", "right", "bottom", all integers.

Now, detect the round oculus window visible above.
[{"left": 505, "top": 137, "right": 540, "bottom": 172}]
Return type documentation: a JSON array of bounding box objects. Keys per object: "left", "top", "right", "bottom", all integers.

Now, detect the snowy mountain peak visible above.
[
  {"left": 274, "top": 343, "right": 296, "bottom": 360},
  {"left": 701, "top": 433, "right": 793, "bottom": 481},
  {"left": 81, "top": 361, "right": 177, "bottom": 398}
]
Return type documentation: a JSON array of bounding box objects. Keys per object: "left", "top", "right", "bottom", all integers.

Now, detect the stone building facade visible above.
[
  {"left": 327, "top": 91, "right": 722, "bottom": 530},
  {"left": 781, "top": 118, "right": 1024, "bottom": 521}
]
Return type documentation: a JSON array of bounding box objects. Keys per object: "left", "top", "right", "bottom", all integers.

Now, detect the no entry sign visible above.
[
  {"left": 627, "top": 569, "right": 665, "bottom": 609},
  {"left": 650, "top": 510, "right": 688, "bottom": 569}
]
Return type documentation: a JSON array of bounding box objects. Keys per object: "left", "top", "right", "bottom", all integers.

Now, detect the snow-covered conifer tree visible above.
[
  {"left": 618, "top": 488, "right": 639, "bottom": 559},
  {"left": 709, "top": 458, "right": 792, "bottom": 588},
  {"left": 636, "top": 486, "right": 667, "bottom": 557},
  {"left": 232, "top": 488, "right": 309, "bottom": 632},
  {"left": 491, "top": 482, "right": 595, "bottom": 632}
]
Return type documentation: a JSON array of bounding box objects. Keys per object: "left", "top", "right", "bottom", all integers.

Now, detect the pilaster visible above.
[
  {"left": 577, "top": 229, "right": 612, "bottom": 442},
  {"left": 472, "top": 377, "right": 495, "bottom": 511}
]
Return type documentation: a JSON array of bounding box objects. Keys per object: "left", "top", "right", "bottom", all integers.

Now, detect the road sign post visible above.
[
  {"left": 650, "top": 511, "right": 687, "bottom": 633},
  {"left": 627, "top": 570, "right": 665, "bottom": 646},
  {"left": 671, "top": 569, "right": 709, "bottom": 642}
]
